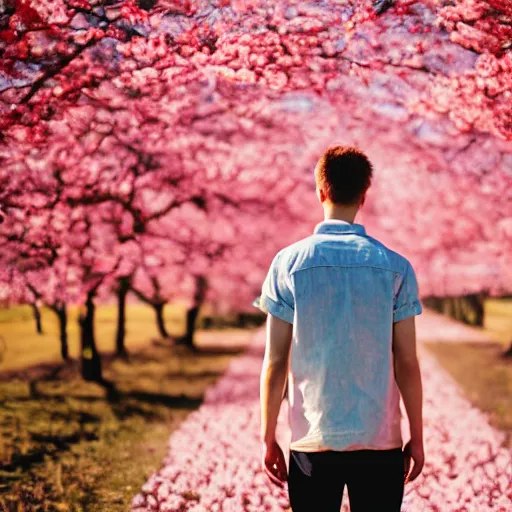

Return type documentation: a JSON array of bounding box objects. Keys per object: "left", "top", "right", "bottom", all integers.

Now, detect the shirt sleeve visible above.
[
  {"left": 258, "top": 251, "right": 295, "bottom": 324},
  {"left": 394, "top": 260, "right": 423, "bottom": 323}
]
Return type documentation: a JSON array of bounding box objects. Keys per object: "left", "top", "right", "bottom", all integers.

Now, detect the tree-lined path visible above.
[
  {"left": 132, "top": 311, "right": 512, "bottom": 512},
  {"left": 1, "top": 0, "right": 511, "bottom": 509}
]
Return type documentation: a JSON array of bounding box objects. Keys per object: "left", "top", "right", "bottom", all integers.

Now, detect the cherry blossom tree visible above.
[{"left": 1, "top": 0, "right": 512, "bottom": 369}]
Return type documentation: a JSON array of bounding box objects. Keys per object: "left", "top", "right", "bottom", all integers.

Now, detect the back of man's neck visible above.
[{"left": 324, "top": 205, "right": 358, "bottom": 224}]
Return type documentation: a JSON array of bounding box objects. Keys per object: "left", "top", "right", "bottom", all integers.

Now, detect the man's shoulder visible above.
[
  {"left": 363, "top": 235, "right": 412, "bottom": 275},
  {"left": 275, "top": 235, "right": 315, "bottom": 259},
  {"left": 274, "top": 233, "right": 413, "bottom": 277},
  {"left": 273, "top": 236, "right": 316, "bottom": 270}
]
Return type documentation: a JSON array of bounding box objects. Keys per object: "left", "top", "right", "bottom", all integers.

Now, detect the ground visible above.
[
  {"left": 0, "top": 304, "right": 253, "bottom": 512},
  {"left": 133, "top": 310, "right": 512, "bottom": 512},
  {"left": 1, "top": 300, "right": 511, "bottom": 511},
  {"left": 425, "top": 342, "right": 512, "bottom": 443},
  {"left": 481, "top": 298, "right": 512, "bottom": 346},
  {"left": 422, "top": 299, "right": 512, "bottom": 443},
  {"left": 1, "top": 302, "right": 191, "bottom": 371}
]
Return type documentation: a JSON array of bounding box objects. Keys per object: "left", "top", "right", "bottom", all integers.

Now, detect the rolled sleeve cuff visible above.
[
  {"left": 258, "top": 295, "right": 294, "bottom": 324},
  {"left": 393, "top": 300, "right": 423, "bottom": 323}
]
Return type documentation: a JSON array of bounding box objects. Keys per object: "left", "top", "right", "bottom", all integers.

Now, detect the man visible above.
[{"left": 258, "top": 145, "right": 424, "bottom": 511}]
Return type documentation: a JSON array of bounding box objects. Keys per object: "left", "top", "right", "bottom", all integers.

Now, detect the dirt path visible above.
[{"left": 132, "top": 312, "right": 511, "bottom": 511}]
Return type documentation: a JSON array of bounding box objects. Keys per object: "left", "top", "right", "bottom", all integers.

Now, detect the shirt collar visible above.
[{"left": 314, "top": 219, "right": 366, "bottom": 236}]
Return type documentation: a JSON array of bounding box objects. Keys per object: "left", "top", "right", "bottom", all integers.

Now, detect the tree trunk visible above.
[
  {"left": 58, "top": 305, "right": 69, "bottom": 361},
  {"left": 178, "top": 276, "right": 207, "bottom": 349},
  {"left": 115, "top": 277, "right": 130, "bottom": 357},
  {"left": 453, "top": 297, "right": 464, "bottom": 322},
  {"left": 236, "top": 313, "right": 248, "bottom": 328},
  {"left": 53, "top": 302, "right": 69, "bottom": 361},
  {"left": 79, "top": 292, "right": 102, "bottom": 382},
  {"left": 464, "top": 294, "right": 484, "bottom": 327},
  {"left": 31, "top": 302, "right": 43, "bottom": 335},
  {"left": 432, "top": 297, "right": 443, "bottom": 313},
  {"left": 154, "top": 302, "right": 169, "bottom": 338},
  {"left": 440, "top": 298, "right": 448, "bottom": 317},
  {"left": 181, "top": 305, "right": 200, "bottom": 348}
]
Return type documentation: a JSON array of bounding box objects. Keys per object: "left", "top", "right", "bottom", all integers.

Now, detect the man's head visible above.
[{"left": 314, "top": 145, "right": 373, "bottom": 208}]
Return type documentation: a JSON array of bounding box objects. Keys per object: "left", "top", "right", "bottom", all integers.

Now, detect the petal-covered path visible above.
[{"left": 132, "top": 312, "right": 511, "bottom": 512}]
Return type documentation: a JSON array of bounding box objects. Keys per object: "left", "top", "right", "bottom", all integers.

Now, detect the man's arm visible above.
[
  {"left": 260, "top": 313, "right": 292, "bottom": 443},
  {"left": 392, "top": 315, "right": 424, "bottom": 482},
  {"left": 260, "top": 313, "right": 292, "bottom": 485}
]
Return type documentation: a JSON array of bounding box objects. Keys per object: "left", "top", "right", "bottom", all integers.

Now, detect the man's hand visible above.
[
  {"left": 260, "top": 313, "right": 292, "bottom": 488},
  {"left": 262, "top": 440, "right": 288, "bottom": 487},
  {"left": 403, "top": 439, "right": 424, "bottom": 483}
]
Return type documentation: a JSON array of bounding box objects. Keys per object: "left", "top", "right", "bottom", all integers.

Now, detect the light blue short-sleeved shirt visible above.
[{"left": 259, "top": 219, "right": 422, "bottom": 452}]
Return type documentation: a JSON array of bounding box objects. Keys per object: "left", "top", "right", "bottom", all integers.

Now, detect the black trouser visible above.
[{"left": 288, "top": 448, "right": 404, "bottom": 512}]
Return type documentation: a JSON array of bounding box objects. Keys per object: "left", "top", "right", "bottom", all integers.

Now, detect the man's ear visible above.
[
  {"left": 316, "top": 187, "right": 326, "bottom": 203},
  {"left": 360, "top": 191, "right": 366, "bottom": 207}
]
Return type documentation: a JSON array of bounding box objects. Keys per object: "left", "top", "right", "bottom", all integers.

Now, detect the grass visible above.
[
  {"left": 0, "top": 304, "right": 254, "bottom": 512},
  {"left": 424, "top": 298, "right": 512, "bottom": 449},
  {"left": 0, "top": 302, "right": 192, "bottom": 371},
  {"left": 425, "top": 342, "right": 512, "bottom": 447},
  {"left": 483, "top": 298, "right": 512, "bottom": 346}
]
